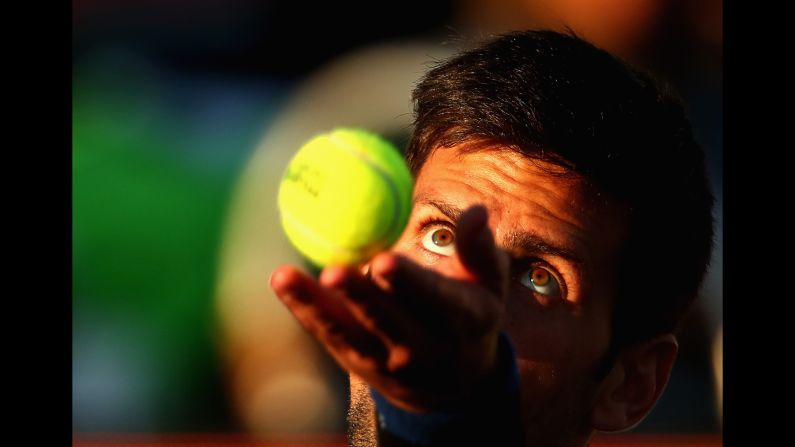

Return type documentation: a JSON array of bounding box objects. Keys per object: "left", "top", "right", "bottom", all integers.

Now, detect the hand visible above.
[{"left": 270, "top": 205, "right": 510, "bottom": 412}]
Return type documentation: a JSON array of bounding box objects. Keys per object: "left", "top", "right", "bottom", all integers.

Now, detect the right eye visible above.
[{"left": 420, "top": 226, "right": 456, "bottom": 257}]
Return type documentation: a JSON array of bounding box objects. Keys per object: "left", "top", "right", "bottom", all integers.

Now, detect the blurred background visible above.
[{"left": 73, "top": 0, "right": 722, "bottom": 440}]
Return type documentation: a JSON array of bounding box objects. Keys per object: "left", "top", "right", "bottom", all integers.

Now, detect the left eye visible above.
[
  {"left": 518, "top": 266, "right": 562, "bottom": 298},
  {"left": 420, "top": 226, "right": 456, "bottom": 256}
]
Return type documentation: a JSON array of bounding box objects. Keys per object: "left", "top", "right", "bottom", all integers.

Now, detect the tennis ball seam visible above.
[{"left": 327, "top": 131, "right": 405, "bottom": 247}]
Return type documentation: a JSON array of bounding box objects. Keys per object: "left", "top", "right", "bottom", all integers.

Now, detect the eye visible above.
[
  {"left": 421, "top": 226, "right": 456, "bottom": 256},
  {"left": 518, "top": 265, "right": 563, "bottom": 299}
]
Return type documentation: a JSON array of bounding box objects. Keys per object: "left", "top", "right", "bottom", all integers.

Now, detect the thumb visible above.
[{"left": 454, "top": 205, "right": 509, "bottom": 298}]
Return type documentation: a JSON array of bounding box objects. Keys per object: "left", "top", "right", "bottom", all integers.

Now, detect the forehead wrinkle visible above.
[
  {"left": 470, "top": 154, "right": 526, "bottom": 194},
  {"left": 473, "top": 159, "right": 592, "bottom": 253},
  {"left": 416, "top": 149, "right": 592, "bottom": 247},
  {"left": 518, "top": 201, "right": 591, "bottom": 256},
  {"left": 460, "top": 149, "right": 592, "bottom": 229},
  {"left": 517, "top": 166, "right": 593, "bottom": 225},
  {"left": 416, "top": 145, "right": 602, "bottom": 247},
  {"left": 503, "top": 229, "right": 586, "bottom": 266},
  {"left": 413, "top": 179, "right": 489, "bottom": 209},
  {"left": 414, "top": 162, "right": 512, "bottom": 211}
]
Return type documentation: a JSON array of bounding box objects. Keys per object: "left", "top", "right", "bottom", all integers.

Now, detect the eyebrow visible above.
[
  {"left": 418, "top": 198, "right": 464, "bottom": 223},
  {"left": 503, "top": 230, "right": 584, "bottom": 266},
  {"left": 417, "top": 197, "right": 585, "bottom": 265}
]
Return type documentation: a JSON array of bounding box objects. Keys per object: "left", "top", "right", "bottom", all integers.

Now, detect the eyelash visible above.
[
  {"left": 415, "top": 216, "right": 453, "bottom": 234},
  {"left": 416, "top": 216, "right": 456, "bottom": 256},
  {"left": 512, "top": 259, "right": 568, "bottom": 302},
  {"left": 415, "top": 215, "right": 569, "bottom": 301}
]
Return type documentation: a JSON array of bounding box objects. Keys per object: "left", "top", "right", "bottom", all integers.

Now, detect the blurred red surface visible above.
[{"left": 73, "top": 433, "right": 722, "bottom": 446}]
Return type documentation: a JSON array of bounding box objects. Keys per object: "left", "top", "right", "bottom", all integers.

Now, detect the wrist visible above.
[{"left": 370, "top": 332, "right": 523, "bottom": 446}]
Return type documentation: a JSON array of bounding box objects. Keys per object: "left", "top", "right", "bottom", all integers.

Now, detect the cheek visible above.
[
  {"left": 516, "top": 356, "right": 597, "bottom": 442},
  {"left": 504, "top": 298, "right": 579, "bottom": 362},
  {"left": 502, "top": 296, "right": 610, "bottom": 396},
  {"left": 392, "top": 228, "right": 416, "bottom": 257},
  {"left": 517, "top": 357, "right": 558, "bottom": 396},
  {"left": 516, "top": 357, "right": 561, "bottom": 420},
  {"left": 503, "top": 277, "right": 612, "bottom": 356},
  {"left": 510, "top": 321, "right": 600, "bottom": 431}
]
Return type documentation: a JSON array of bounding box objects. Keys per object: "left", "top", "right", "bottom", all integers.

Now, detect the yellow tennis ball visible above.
[{"left": 278, "top": 128, "right": 413, "bottom": 267}]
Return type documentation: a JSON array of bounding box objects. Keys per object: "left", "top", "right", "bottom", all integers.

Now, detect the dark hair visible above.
[{"left": 407, "top": 30, "right": 714, "bottom": 351}]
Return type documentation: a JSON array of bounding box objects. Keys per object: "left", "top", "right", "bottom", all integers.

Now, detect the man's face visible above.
[{"left": 349, "top": 144, "right": 630, "bottom": 445}]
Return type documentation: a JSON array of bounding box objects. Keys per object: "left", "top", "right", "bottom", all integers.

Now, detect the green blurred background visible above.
[
  {"left": 73, "top": 0, "right": 454, "bottom": 431},
  {"left": 73, "top": 53, "right": 280, "bottom": 430}
]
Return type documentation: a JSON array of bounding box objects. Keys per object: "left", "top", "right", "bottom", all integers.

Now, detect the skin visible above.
[{"left": 271, "top": 144, "right": 675, "bottom": 446}]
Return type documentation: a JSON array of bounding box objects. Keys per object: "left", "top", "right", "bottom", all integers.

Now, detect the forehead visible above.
[{"left": 415, "top": 147, "right": 607, "bottom": 239}]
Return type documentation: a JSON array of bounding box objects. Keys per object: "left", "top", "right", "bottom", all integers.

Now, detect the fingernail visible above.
[
  {"left": 370, "top": 253, "right": 400, "bottom": 290},
  {"left": 269, "top": 267, "right": 293, "bottom": 292},
  {"left": 268, "top": 269, "right": 279, "bottom": 289},
  {"left": 361, "top": 262, "right": 372, "bottom": 279}
]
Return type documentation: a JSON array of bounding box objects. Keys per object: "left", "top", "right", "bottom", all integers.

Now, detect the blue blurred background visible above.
[{"left": 73, "top": 0, "right": 722, "bottom": 435}]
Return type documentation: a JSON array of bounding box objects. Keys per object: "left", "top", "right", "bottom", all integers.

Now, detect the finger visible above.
[
  {"left": 369, "top": 253, "right": 500, "bottom": 334},
  {"left": 454, "top": 205, "right": 509, "bottom": 299},
  {"left": 269, "top": 265, "right": 387, "bottom": 363},
  {"left": 319, "top": 266, "right": 426, "bottom": 366},
  {"left": 319, "top": 266, "right": 413, "bottom": 340}
]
